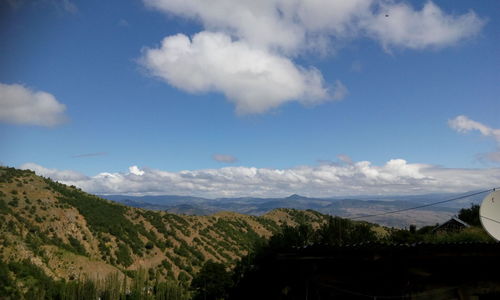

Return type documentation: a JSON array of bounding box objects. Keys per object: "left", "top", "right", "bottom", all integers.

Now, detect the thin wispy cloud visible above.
[
  {"left": 60, "top": 0, "right": 78, "bottom": 14},
  {"left": 212, "top": 154, "right": 238, "bottom": 164},
  {"left": 478, "top": 152, "right": 500, "bottom": 163},
  {"left": 118, "top": 19, "right": 129, "bottom": 27},
  {"left": 350, "top": 61, "right": 363, "bottom": 73},
  {"left": 5, "top": 0, "right": 78, "bottom": 13},
  {"left": 21, "top": 163, "right": 87, "bottom": 182},
  {"left": 72, "top": 152, "right": 107, "bottom": 158},
  {"left": 449, "top": 115, "right": 500, "bottom": 163},
  {"left": 449, "top": 115, "right": 500, "bottom": 142},
  {"left": 337, "top": 154, "right": 354, "bottom": 165}
]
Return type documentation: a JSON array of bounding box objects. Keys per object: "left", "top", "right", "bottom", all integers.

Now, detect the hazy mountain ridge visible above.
[
  {"left": 103, "top": 192, "right": 470, "bottom": 228},
  {"left": 0, "top": 167, "right": 329, "bottom": 286}
]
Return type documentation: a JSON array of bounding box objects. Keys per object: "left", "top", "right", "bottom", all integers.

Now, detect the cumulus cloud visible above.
[
  {"left": 144, "top": 0, "right": 484, "bottom": 53},
  {"left": 129, "top": 165, "right": 145, "bottom": 176},
  {"left": 0, "top": 83, "right": 67, "bottom": 127},
  {"left": 142, "top": 0, "right": 484, "bottom": 113},
  {"left": 449, "top": 115, "right": 500, "bottom": 163},
  {"left": 21, "top": 159, "right": 500, "bottom": 198},
  {"left": 143, "top": 0, "right": 379, "bottom": 53},
  {"left": 141, "top": 32, "right": 337, "bottom": 114},
  {"left": 212, "top": 154, "right": 238, "bottom": 164}
]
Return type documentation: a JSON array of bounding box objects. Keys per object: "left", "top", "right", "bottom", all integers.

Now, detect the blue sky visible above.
[{"left": 1, "top": 0, "right": 499, "bottom": 197}]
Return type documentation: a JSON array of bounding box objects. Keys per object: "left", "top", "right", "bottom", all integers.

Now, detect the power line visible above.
[
  {"left": 480, "top": 215, "right": 500, "bottom": 225},
  {"left": 349, "top": 188, "right": 497, "bottom": 220}
]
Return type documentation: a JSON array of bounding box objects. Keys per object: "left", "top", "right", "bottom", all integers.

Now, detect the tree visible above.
[
  {"left": 268, "top": 224, "right": 315, "bottom": 250},
  {"left": 0, "top": 260, "right": 19, "bottom": 299},
  {"left": 191, "top": 261, "right": 233, "bottom": 300},
  {"left": 458, "top": 204, "right": 481, "bottom": 226}
]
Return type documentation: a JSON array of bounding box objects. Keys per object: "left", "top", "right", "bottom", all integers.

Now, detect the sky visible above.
[{"left": 1, "top": 0, "right": 499, "bottom": 198}]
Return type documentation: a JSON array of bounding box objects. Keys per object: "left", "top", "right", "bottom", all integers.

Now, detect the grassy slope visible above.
[{"left": 0, "top": 167, "right": 329, "bottom": 284}]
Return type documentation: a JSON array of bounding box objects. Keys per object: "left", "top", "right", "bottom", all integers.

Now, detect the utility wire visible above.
[
  {"left": 480, "top": 215, "right": 500, "bottom": 225},
  {"left": 349, "top": 188, "right": 497, "bottom": 220}
]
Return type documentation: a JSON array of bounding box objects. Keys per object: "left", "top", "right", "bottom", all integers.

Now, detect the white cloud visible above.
[
  {"left": 20, "top": 163, "right": 87, "bottom": 181},
  {"left": 142, "top": 0, "right": 484, "bottom": 113},
  {"left": 144, "top": 0, "right": 305, "bottom": 53},
  {"left": 364, "top": 2, "right": 484, "bottom": 51},
  {"left": 144, "top": 0, "right": 484, "bottom": 53},
  {"left": 449, "top": 115, "right": 500, "bottom": 163},
  {"left": 449, "top": 115, "right": 500, "bottom": 142},
  {"left": 21, "top": 160, "right": 500, "bottom": 198},
  {"left": 141, "top": 31, "right": 338, "bottom": 114},
  {"left": 212, "top": 154, "right": 238, "bottom": 164},
  {"left": 0, "top": 83, "right": 67, "bottom": 127},
  {"left": 129, "top": 166, "right": 145, "bottom": 176}
]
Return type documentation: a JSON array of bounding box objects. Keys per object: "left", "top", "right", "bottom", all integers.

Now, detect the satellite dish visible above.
[{"left": 480, "top": 189, "right": 500, "bottom": 241}]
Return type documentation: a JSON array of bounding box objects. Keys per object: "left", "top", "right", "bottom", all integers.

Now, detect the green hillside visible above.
[{"left": 0, "top": 167, "right": 329, "bottom": 298}]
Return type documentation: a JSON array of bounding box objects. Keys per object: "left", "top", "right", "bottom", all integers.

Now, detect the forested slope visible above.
[{"left": 0, "top": 167, "right": 328, "bottom": 297}]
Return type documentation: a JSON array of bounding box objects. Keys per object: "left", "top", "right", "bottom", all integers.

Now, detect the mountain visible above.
[
  {"left": 0, "top": 167, "right": 329, "bottom": 288},
  {"left": 102, "top": 192, "right": 467, "bottom": 228},
  {"left": 104, "top": 194, "right": 209, "bottom": 206}
]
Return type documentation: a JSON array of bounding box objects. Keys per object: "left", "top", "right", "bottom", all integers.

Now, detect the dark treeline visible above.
[
  {"left": 189, "top": 206, "right": 493, "bottom": 300},
  {"left": 191, "top": 216, "right": 382, "bottom": 300}
]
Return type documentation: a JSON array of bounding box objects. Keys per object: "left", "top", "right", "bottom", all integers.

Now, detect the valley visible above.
[{"left": 104, "top": 191, "right": 474, "bottom": 228}]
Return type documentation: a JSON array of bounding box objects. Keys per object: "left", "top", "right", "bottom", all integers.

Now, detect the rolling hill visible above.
[{"left": 0, "top": 167, "right": 329, "bottom": 288}]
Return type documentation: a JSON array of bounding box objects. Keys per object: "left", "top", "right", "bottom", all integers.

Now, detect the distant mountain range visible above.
[{"left": 102, "top": 191, "right": 486, "bottom": 227}]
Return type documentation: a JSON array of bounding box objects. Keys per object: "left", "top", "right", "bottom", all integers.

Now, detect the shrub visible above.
[
  {"left": 145, "top": 241, "right": 154, "bottom": 250},
  {"left": 178, "top": 271, "right": 190, "bottom": 282},
  {"left": 115, "top": 243, "right": 133, "bottom": 267},
  {"left": 68, "top": 236, "right": 88, "bottom": 256}
]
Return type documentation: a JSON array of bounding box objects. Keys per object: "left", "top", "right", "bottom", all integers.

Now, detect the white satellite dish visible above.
[{"left": 480, "top": 189, "right": 500, "bottom": 241}]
